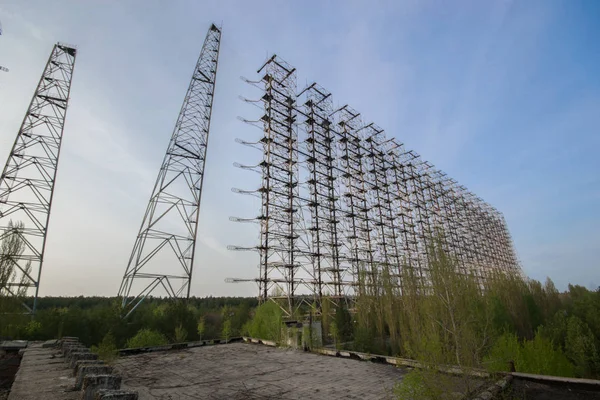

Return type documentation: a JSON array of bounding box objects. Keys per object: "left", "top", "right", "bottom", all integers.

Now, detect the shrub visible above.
[
  {"left": 174, "top": 324, "right": 188, "bottom": 343},
  {"left": 485, "top": 331, "right": 575, "bottom": 377},
  {"left": 222, "top": 319, "right": 232, "bottom": 341},
  {"left": 484, "top": 332, "right": 520, "bottom": 373},
  {"left": 564, "top": 316, "right": 599, "bottom": 377},
  {"left": 197, "top": 317, "right": 206, "bottom": 340},
  {"left": 126, "top": 328, "right": 168, "bottom": 349},
  {"left": 393, "top": 369, "right": 453, "bottom": 400},
  {"left": 245, "top": 301, "right": 283, "bottom": 342},
  {"left": 91, "top": 332, "right": 118, "bottom": 364},
  {"left": 520, "top": 331, "right": 574, "bottom": 377}
]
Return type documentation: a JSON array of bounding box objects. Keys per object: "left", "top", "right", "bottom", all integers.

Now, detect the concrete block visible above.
[
  {"left": 74, "top": 360, "right": 105, "bottom": 376},
  {"left": 66, "top": 347, "right": 91, "bottom": 361},
  {"left": 94, "top": 389, "right": 138, "bottom": 399},
  {"left": 63, "top": 343, "right": 85, "bottom": 356},
  {"left": 70, "top": 352, "right": 99, "bottom": 368},
  {"left": 42, "top": 339, "right": 59, "bottom": 348},
  {"left": 61, "top": 339, "right": 80, "bottom": 350},
  {"left": 80, "top": 374, "right": 121, "bottom": 400},
  {"left": 0, "top": 340, "right": 28, "bottom": 350},
  {"left": 76, "top": 365, "right": 114, "bottom": 390}
]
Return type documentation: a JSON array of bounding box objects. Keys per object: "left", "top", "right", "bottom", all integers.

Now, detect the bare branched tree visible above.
[{"left": 0, "top": 221, "right": 31, "bottom": 301}]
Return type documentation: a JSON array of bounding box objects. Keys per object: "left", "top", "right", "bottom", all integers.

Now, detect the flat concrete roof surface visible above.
[
  {"left": 8, "top": 343, "right": 79, "bottom": 400},
  {"left": 115, "top": 342, "right": 408, "bottom": 399}
]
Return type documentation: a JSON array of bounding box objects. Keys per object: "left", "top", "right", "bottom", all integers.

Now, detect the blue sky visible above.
[{"left": 0, "top": 0, "right": 598, "bottom": 296}]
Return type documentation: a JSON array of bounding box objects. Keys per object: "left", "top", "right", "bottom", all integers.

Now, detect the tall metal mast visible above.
[
  {"left": 118, "top": 24, "right": 221, "bottom": 317},
  {"left": 0, "top": 43, "right": 77, "bottom": 314}
]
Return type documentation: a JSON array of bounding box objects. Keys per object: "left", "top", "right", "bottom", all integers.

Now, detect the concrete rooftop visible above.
[
  {"left": 115, "top": 342, "right": 408, "bottom": 399},
  {"left": 9, "top": 343, "right": 79, "bottom": 400}
]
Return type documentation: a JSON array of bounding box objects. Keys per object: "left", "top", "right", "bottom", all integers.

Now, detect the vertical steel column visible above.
[{"left": 300, "top": 83, "right": 345, "bottom": 308}]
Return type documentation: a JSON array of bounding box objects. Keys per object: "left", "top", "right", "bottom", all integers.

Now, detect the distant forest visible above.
[{"left": 1, "top": 296, "right": 258, "bottom": 348}]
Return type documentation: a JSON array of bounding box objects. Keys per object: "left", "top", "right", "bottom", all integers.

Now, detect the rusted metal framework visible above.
[
  {"left": 0, "top": 43, "right": 77, "bottom": 314},
  {"left": 300, "top": 84, "right": 345, "bottom": 307},
  {"left": 231, "top": 55, "right": 522, "bottom": 315},
  {"left": 118, "top": 24, "right": 221, "bottom": 318}
]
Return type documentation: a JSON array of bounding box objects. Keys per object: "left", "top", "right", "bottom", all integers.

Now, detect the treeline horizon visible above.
[{"left": 28, "top": 295, "right": 259, "bottom": 310}]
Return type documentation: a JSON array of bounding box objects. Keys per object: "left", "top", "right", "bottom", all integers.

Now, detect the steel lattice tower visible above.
[
  {"left": 118, "top": 24, "right": 221, "bottom": 317},
  {"left": 0, "top": 43, "right": 77, "bottom": 314}
]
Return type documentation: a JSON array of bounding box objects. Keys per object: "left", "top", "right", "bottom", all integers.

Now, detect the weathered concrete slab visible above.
[
  {"left": 74, "top": 360, "right": 105, "bottom": 377},
  {"left": 63, "top": 344, "right": 85, "bottom": 357},
  {"left": 115, "top": 342, "right": 408, "bottom": 400},
  {"left": 0, "top": 341, "right": 27, "bottom": 351},
  {"left": 69, "top": 352, "right": 98, "bottom": 368},
  {"left": 65, "top": 346, "right": 90, "bottom": 360},
  {"left": 42, "top": 339, "right": 59, "bottom": 348},
  {"left": 8, "top": 343, "right": 79, "bottom": 400},
  {"left": 76, "top": 365, "right": 114, "bottom": 390},
  {"left": 94, "top": 389, "right": 138, "bottom": 399},
  {"left": 81, "top": 375, "right": 121, "bottom": 400}
]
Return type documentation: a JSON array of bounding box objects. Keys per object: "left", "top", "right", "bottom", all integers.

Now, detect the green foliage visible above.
[
  {"left": 91, "top": 332, "right": 118, "bottom": 364},
  {"left": 539, "top": 311, "right": 568, "bottom": 349},
  {"left": 564, "top": 316, "right": 599, "bottom": 377},
  {"left": 520, "top": 331, "right": 575, "bottom": 377},
  {"left": 386, "top": 239, "right": 494, "bottom": 369},
  {"left": 334, "top": 303, "right": 353, "bottom": 343},
  {"left": 222, "top": 319, "right": 232, "bottom": 341},
  {"left": 349, "top": 234, "right": 600, "bottom": 380},
  {"left": 24, "top": 320, "right": 42, "bottom": 339},
  {"left": 126, "top": 328, "right": 169, "bottom": 349},
  {"left": 393, "top": 369, "right": 453, "bottom": 400},
  {"left": 0, "top": 296, "right": 253, "bottom": 350},
  {"left": 197, "top": 317, "right": 206, "bottom": 340},
  {"left": 330, "top": 321, "right": 340, "bottom": 350},
  {"left": 484, "top": 332, "right": 521, "bottom": 373},
  {"left": 485, "top": 331, "right": 575, "bottom": 377},
  {"left": 244, "top": 301, "right": 283, "bottom": 342},
  {"left": 174, "top": 324, "right": 188, "bottom": 343},
  {"left": 0, "top": 221, "right": 33, "bottom": 317},
  {"left": 321, "top": 298, "right": 331, "bottom": 341}
]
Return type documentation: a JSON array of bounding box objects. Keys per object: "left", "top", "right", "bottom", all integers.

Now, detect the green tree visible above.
[
  {"left": 222, "top": 319, "right": 232, "bottom": 342},
  {"left": 126, "top": 328, "right": 168, "bottom": 348},
  {"left": 565, "top": 316, "right": 599, "bottom": 378},
  {"left": 91, "top": 332, "right": 118, "bottom": 364},
  {"left": 0, "top": 221, "right": 32, "bottom": 310},
  {"left": 245, "top": 301, "right": 283, "bottom": 342},
  {"left": 197, "top": 316, "right": 206, "bottom": 340},
  {"left": 485, "top": 331, "right": 575, "bottom": 377},
  {"left": 174, "top": 324, "right": 188, "bottom": 343}
]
